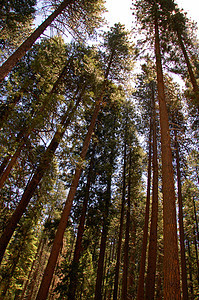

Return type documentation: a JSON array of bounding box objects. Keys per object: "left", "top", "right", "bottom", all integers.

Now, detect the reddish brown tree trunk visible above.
[
  {"left": 121, "top": 149, "right": 131, "bottom": 300},
  {"left": 137, "top": 121, "right": 152, "bottom": 300},
  {"left": 176, "top": 29, "right": 199, "bottom": 103},
  {"left": 175, "top": 131, "right": 189, "bottom": 300},
  {"left": 0, "top": 64, "right": 71, "bottom": 190},
  {"left": 0, "top": 91, "right": 82, "bottom": 264},
  {"left": 68, "top": 145, "right": 96, "bottom": 299},
  {"left": 0, "top": 0, "right": 73, "bottom": 83},
  {"left": 113, "top": 140, "right": 127, "bottom": 300},
  {"left": 146, "top": 85, "right": 158, "bottom": 299},
  {"left": 94, "top": 146, "right": 114, "bottom": 300},
  {"left": 35, "top": 50, "right": 114, "bottom": 300},
  {"left": 154, "top": 13, "right": 181, "bottom": 299}
]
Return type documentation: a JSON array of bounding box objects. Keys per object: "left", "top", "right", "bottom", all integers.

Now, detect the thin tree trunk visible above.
[
  {"left": 146, "top": 85, "right": 158, "bottom": 299},
  {"left": 175, "top": 131, "right": 189, "bottom": 300},
  {"left": 137, "top": 120, "right": 152, "bottom": 300},
  {"left": 193, "top": 196, "right": 199, "bottom": 242},
  {"left": 113, "top": 140, "right": 127, "bottom": 300},
  {"left": 121, "top": 149, "right": 131, "bottom": 300},
  {"left": 35, "top": 50, "right": 114, "bottom": 300},
  {"left": 94, "top": 178, "right": 111, "bottom": 300},
  {"left": 0, "top": 0, "right": 73, "bottom": 83},
  {"left": 187, "top": 239, "right": 194, "bottom": 298},
  {"left": 0, "top": 90, "right": 83, "bottom": 264},
  {"left": 154, "top": 12, "right": 181, "bottom": 299},
  {"left": 68, "top": 144, "right": 96, "bottom": 300},
  {"left": 176, "top": 29, "right": 199, "bottom": 102}
]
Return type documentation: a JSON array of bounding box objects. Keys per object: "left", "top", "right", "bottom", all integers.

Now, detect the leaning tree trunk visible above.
[
  {"left": 175, "top": 130, "right": 189, "bottom": 300},
  {"left": 121, "top": 149, "right": 131, "bottom": 300},
  {"left": 0, "top": 0, "right": 74, "bottom": 83},
  {"left": 0, "top": 63, "right": 71, "bottom": 189},
  {"left": 145, "top": 86, "right": 159, "bottom": 300},
  {"left": 176, "top": 29, "right": 199, "bottom": 103},
  {"left": 154, "top": 12, "right": 181, "bottom": 299},
  {"left": 113, "top": 140, "right": 127, "bottom": 300},
  {"left": 68, "top": 144, "right": 96, "bottom": 300},
  {"left": 35, "top": 50, "right": 114, "bottom": 300},
  {"left": 137, "top": 120, "right": 152, "bottom": 300},
  {"left": 0, "top": 90, "right": 83, "bottom": 264}
]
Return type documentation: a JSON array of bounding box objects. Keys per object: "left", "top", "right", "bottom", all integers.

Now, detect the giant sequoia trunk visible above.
[
  {"left": 137, "top": 120, "right": 152, "bottom": 300},
  {"left": 0, "top": 0, "right": 73, "bottom": 83},
  {"left": 113, "top": 140, "right": 127, "bottom": 300},
  {"left": 175, "top": 131, "right": 189, "bottom": 300},
  {"left": 121, "top": 150, "right": 131, "bottom": 300},
  {"left": 146, "top": 87, "right": 159, "bottom": 299},
  {"left": 68, "top": 145, "right": 96, "bottom": 300},
  {"left": 154, "top": 12, "right": 181, "bottom": 299},
  {"left": 35, "top": 50, "right": 114, "bottom": 300},
  {"left": 0, "top": 91, "right": 82, "bottom": 264}
]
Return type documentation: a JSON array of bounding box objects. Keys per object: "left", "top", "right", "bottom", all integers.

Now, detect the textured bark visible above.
[
  {"left": 68, "top": 145, "right": 96, "bottom": 300},
  {"left": 175, "top": 131, "right": 189, "bottom": 300},
  {"left": 0, "top": 91, "right": 82, "bottom": 264},
  {"left": 35, "top": 50, "right": 114, "bottom": 300},
  {"left": 121, "top": 150, "right": 131, "bottom": 300},
  {"left": 154, "top": 13, "right": 181, "bottom": 299},
  {"left": 0, "top": 0, "right": 73, "bottom": 83},
  {"left": 137, "top": 121, "right": 152, "bottom": 300},
  {"left": 146, "top": 86, "right": 158, "bottom": 300},
  {"left": 113, "top": 141, "right": 127, "bottom": 300}
]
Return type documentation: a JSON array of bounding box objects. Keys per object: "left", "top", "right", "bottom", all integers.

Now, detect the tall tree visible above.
[{"left": 0, "top": 0, "right": 105, "bottom": 83}]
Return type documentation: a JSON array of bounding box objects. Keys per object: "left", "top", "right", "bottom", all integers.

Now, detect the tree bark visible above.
[
  {"left": 137, "top": 120, "right": 152, "bottom": 300},
  {"left": 175, "top": 131, "right": 189, "bottom": 300},
  {"left": 146, "top": 84, "right": 159, "bottom": 300},
  {"left": 113, "top": 140, "right": 127, "bottom": 300},
  {"left": 0, "top": 90, "right": 82, "bottom": 264},
  {"left": 154, "top": 12, "right": 181, "bottom": 299},
  {"left": 35, "top": 50, "right": 114, "bottom": 300},
  {"left": 68, "top": 144, "right": 96, "bottom": 299},
  {"left": 0, "top": 0, "right": 73, "bottom": 83},
  {"left": 121, "top": 149, "right": 131, "bottom": 300}
]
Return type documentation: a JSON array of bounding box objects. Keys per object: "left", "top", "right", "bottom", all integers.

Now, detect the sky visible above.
[{"left": 104, "top": 0, "right": 199, "bottom": 35}]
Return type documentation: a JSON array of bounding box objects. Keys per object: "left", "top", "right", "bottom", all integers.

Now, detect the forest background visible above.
[{"left": 0, "top": 0, "right": 198, "bottom": 299}]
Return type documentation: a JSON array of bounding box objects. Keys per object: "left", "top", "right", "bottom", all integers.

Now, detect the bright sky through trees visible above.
[{"left": 105, "top": 0, "right": 199, "bottom": 35}]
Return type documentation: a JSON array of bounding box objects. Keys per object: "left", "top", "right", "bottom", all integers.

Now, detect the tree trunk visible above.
[
  {"left": 68, "top": 144, "right": 96, "bottom": 300},
  {"left": 0, "top": 0, "right": 74, "bottom": 83},
  {"left": 176, "top": 29, "right": 199, "bottom": 103},
  {"left": 175, "top": 131, "right": 189, "bottom": 300},
  {"left": 20, "top": 238, "right": 44, "bottom": 300},
  {"left": 35, "top": 50, "right": 114, "bottom": 300},
  {"left": 146, "top": 84, "right": 158, "bottom": 299},
  {"left": 121, "top": 149, "right": 131, "bottom": 300},
  {"left": 0, "top": 63, "right": 71, "bottom": 190},
  {"left": 94, "top": 177, "right": 111, "bottom": 300},
  {"left": 187, "top": 239, "right": 194, "bottom": 298},
  {"left": 113, "top": 140, "right": 127, "bottom": 300},
  {"left": 0, "top": 90, "right": 82, "bottom": 264},
  {"left": 154, "top": 12, "right": 181, "bottom": 299},
  {"left": 137, "top": 120, "right": 152, "bottom": 300}
]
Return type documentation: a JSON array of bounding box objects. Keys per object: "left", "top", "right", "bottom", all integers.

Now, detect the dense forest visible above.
[{"left": 0, "top": 0, "right": 198, "bottom": 299}]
